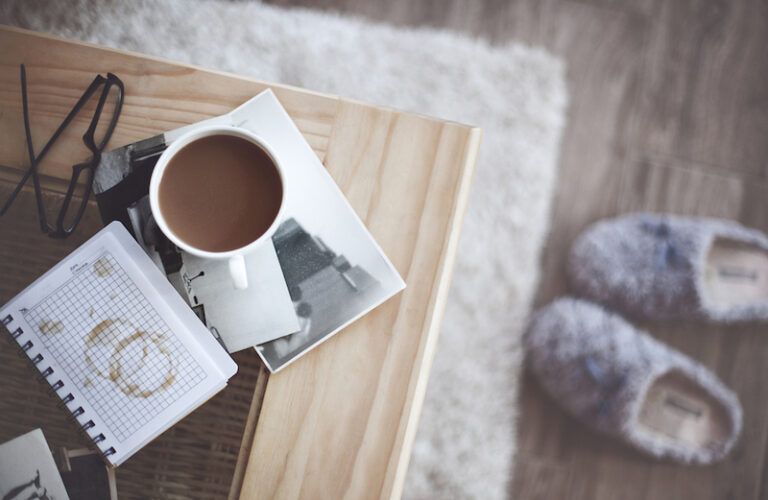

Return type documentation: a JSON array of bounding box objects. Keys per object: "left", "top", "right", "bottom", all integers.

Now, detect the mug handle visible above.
[{"left": 228, "top": 255, "right": 248, "bottom": 289}]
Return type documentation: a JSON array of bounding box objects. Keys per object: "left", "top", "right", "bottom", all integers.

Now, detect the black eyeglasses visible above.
[{"left": 0, "top": 64, "right": 124, "bottom": 238}]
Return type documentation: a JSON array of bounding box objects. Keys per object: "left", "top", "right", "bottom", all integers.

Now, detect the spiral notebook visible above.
[{"left": 0, "top": 222, "right": 237, "bottom": 467}]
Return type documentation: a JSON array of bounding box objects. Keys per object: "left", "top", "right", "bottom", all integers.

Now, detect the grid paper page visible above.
[{"left": 24, "top": 252, "right": 207, "bottom": 443}]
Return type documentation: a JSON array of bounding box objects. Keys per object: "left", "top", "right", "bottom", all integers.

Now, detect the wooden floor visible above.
[{"left": 263, "top": 0, "right": 768, "bottom": 498}]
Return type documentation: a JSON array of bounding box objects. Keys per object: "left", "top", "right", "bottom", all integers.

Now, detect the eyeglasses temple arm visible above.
[{"left": 0, "top": 65, "right": 105, "bottom": 223}]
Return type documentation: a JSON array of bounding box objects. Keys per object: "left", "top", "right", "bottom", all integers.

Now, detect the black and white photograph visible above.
[
  {"left": 234, "top": 92, "right": 405, "bottom": 372},
  {"left": 0, "top": 430, "right": 69, "bottom": 500},
  {"left": 259, "top": 217, "right": 383, "bottom": 369}
]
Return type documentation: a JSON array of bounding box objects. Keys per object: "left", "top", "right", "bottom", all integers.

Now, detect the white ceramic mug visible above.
[{"left": 149, "top": 125, "right": 286, "bottom": 290}]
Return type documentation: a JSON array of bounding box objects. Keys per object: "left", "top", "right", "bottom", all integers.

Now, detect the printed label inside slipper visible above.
[
  {"left": 638, "top": 372, "right": 729, "bottom": 450},
  {"left": 705, "top": 238, "right": 768, "bottom": 308}
]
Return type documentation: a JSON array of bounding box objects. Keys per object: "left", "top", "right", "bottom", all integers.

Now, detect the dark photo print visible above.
[{"left": 257, "top": 218, "right": 383, "bottom": 370}]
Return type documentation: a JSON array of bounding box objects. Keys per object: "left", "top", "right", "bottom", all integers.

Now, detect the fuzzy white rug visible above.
[{"left": 0, "top": 1, "right": 568, "bottom": 498}]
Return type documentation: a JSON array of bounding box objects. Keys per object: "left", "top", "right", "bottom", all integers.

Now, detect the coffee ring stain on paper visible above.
[
  {"left": 38, "top": 320, "right": 63, "bottom": 335},
  {"left": 84, "top": 319, "right": 176, "bottom": 399},
  {"left": 93, "top": 257, "right": 114, "bottom": 278},
  {"left": 93, "top": 257, "right": 120, "bottom": 299}
]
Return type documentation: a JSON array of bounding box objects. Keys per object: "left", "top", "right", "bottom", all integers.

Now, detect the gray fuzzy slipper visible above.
[
  {"left": 525, "top": 298, "right": 742, "bottom": 464},
  {"left": 569, "top": 212, "right": 768, "bottom": 322}
]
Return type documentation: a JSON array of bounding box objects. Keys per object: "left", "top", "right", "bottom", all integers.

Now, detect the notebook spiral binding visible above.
[{"left": 2, "top": 313, "right": 117, "bottom": 462}]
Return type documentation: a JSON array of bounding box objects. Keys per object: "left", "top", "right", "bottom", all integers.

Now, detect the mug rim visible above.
[{"left": 148, "top": 124, "right": 286, "bottom": 259}]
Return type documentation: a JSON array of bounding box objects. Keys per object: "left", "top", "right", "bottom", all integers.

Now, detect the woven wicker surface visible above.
[{"left": 0, "top": 183, "right": 264, "bottom": 499}]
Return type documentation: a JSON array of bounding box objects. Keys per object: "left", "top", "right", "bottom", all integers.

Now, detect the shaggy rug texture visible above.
[{"left": 0, "top": 1, "right": 568, "bottom": 498}]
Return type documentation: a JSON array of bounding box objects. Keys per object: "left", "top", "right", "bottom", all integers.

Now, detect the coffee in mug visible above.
[
  {"left": 149, "top": 126, "right": 286, "bottom": 289},
  {"left": 158, "top": 135, "right": 283, "bottom": 252}
]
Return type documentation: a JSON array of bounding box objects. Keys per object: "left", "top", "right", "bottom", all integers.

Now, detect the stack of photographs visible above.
[{"left": 93, "top": 90, "right": 405, "bottom": 372}]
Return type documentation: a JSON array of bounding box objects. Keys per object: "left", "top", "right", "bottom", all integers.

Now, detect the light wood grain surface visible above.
[
  {"left": 262, "top": 0, "right": 768, "bottom": 498},
  {"left": 0, "top": 26, "right": 480, "bottom": 500}
]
